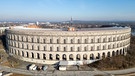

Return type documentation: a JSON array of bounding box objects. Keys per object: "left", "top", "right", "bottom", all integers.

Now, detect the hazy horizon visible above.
[{"left": 0, "top": 0, "right": 135, "bottom": 21}]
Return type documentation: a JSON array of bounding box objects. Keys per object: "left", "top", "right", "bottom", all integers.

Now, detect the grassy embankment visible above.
[{"left": 89, "top": 36, "right": 135, "bottom": 70}]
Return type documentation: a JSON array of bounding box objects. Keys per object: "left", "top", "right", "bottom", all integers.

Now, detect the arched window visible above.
[
  {"left": 112, "top": 51, "right": 115, "bottom": 56},
  {"left": 69, "top": 54, "right": 73, "bottom": 60},
  {"left": 120, "top": 49, "right": 122, "bottom": 55},
  {"left": 90, "top": 54, "right": 94, "bottom": 60},
  {"left": 102, "top": 52, "right": 105, "bottom": 59},
  {"left": 49, "top": 54, "right": 53, "bottom": 60},
  {"left": 43, "top": 54, "right": 46, "bottom": 59},
  {"left": 32, "top": 52, "right": 34, "bottom": 58},
  {"left": 107, "top": 52, "right": 110, "bottom": 57},
  {"left": 26, "top": 52, "right": 29, "bottom": 58},
  {"left": 123, "top": 48, "right": 125, "bottom": 55},
  {"left": 96, "top": 53, "right": 100, "bottom": 59},
  {"left": 116, "top": 50, "right": 119, "bottom": 55},
  {"left": 76, "top": 54, "right": 80, "bottom": 60},
  {"left": 83, "top": 54, "right": 87, "bottom": 60},
  {"left": 22, "top": 51, "right": 24, "bottom": 57},
  {"left": 62, "top": 54, "right": 66, "bottom": 60},
  {"left": 56, "top": 54, "right": 60, "bottom": 60}
]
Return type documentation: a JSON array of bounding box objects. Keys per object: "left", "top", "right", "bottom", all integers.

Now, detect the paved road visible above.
[{"left": 1, "top": 64, "right": 135, "bottom": 76}]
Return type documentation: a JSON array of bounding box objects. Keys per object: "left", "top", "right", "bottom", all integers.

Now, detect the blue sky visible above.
[{"left": 0, "top": 0, "right": 135, "bottom": 21}]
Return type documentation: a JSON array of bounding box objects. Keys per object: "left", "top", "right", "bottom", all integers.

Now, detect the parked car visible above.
[
  {"left": 29, "top": 64, "right": 37, "bottom": 70},
  {"left": 59, "top": 66, "right": 66, "bottom": 71},
  {"left": 32, "top": 65, "right": 37, "bottom": 70},
  {"left": 37, "top": 66, "right": 42, "bottom": 71},
  {"left": 42, "top": 65, "right": 48, "bottom": 71}
]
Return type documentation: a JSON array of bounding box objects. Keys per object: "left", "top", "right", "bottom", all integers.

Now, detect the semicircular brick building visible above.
[{"left": 5, "top": 26, "right": 131, "bottom": 65}]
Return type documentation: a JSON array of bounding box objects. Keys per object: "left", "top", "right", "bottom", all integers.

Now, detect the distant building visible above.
[
  {"left": 36, "top": 21, "right": 39, "bottom": 25},
  {"left": 0, "top": 27, "right": 9, "bottom": 35},
  {"left": 6, "top": 26, "right": 131, "bottom": 65}
]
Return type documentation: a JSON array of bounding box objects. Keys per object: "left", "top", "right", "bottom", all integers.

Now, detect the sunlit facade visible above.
[{"left": 6, "top": 26, "right": 131, "bottom": 65}]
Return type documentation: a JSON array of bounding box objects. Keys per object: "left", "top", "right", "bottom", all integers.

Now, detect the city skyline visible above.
[{"left": 0, "top": 0, "right": 135, "bottom": 21}]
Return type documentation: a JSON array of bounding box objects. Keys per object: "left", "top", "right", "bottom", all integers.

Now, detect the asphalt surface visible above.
[{"left": 1, "top": 64, "right": 135, "bottom": 76}]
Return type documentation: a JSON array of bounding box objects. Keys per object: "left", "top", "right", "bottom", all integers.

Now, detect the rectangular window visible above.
[
  {"left": 71, "top": 39, "right": 73, "bottom": 44},
  {"left": 64, "top": 47, "right": 66, "bottom": 51},
  {"left": 103, "top": 46, "right": 105, "bottom": 50},
  {"left": 85, "top": 39, "right": 87, "bottom": 43},
  {"left": 37, "top": 38, "right": 39, "bottom": 43},
  {"left": 44, "top": 46, "right": 46, "bottom": 51},
  {"left": 57, "top": 39, "right": 59, "bottom": 44},
  {"left": 78, "top": 47, "right": 80, "bottom": 51},
  {"left": 97, "top": 46, "right": 99, "bottom": 50},
  {"left": 91, "top": 47, "right": 93, "bottom": 51},
  {"left": 50, "top": 39, "right": 52, "bottom": 43},
  {"left": 84, "top": 47, "right": 87, "bottom": 51},
  {"left": 108, "top": 38, "right": 111, "bottom": 42},
  {"left": 91, "top": 39, "right": 94, "bottom": 43},
  {"left": 97, "top": 39, "right": 100, "bottom": 43},
  {"left": 38, "top": 46, "right": 40, "bottom": 50},
  {"left": 113, "top": 37, "right": 116, "bottom": 41},
  {"left": 57, "top": 47, "right": 59, "bottom": 51},
  {"left": 78, "top": 39, "right": 80, "bottom": 43},
  {"left": 103, "top": 38, "right": 106, "bottom": 42},
  {"left": 71, "top": 47, "right": 73, "bottom": 51},
  {"left": 64, "top": 39, "right": 66, "bottom": 44},
  {"left": 50, "top": 47, "right": 52, "bottom": 51},
  {"left": 43, "top": 39, "right": 45, "bottom": 43}
]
